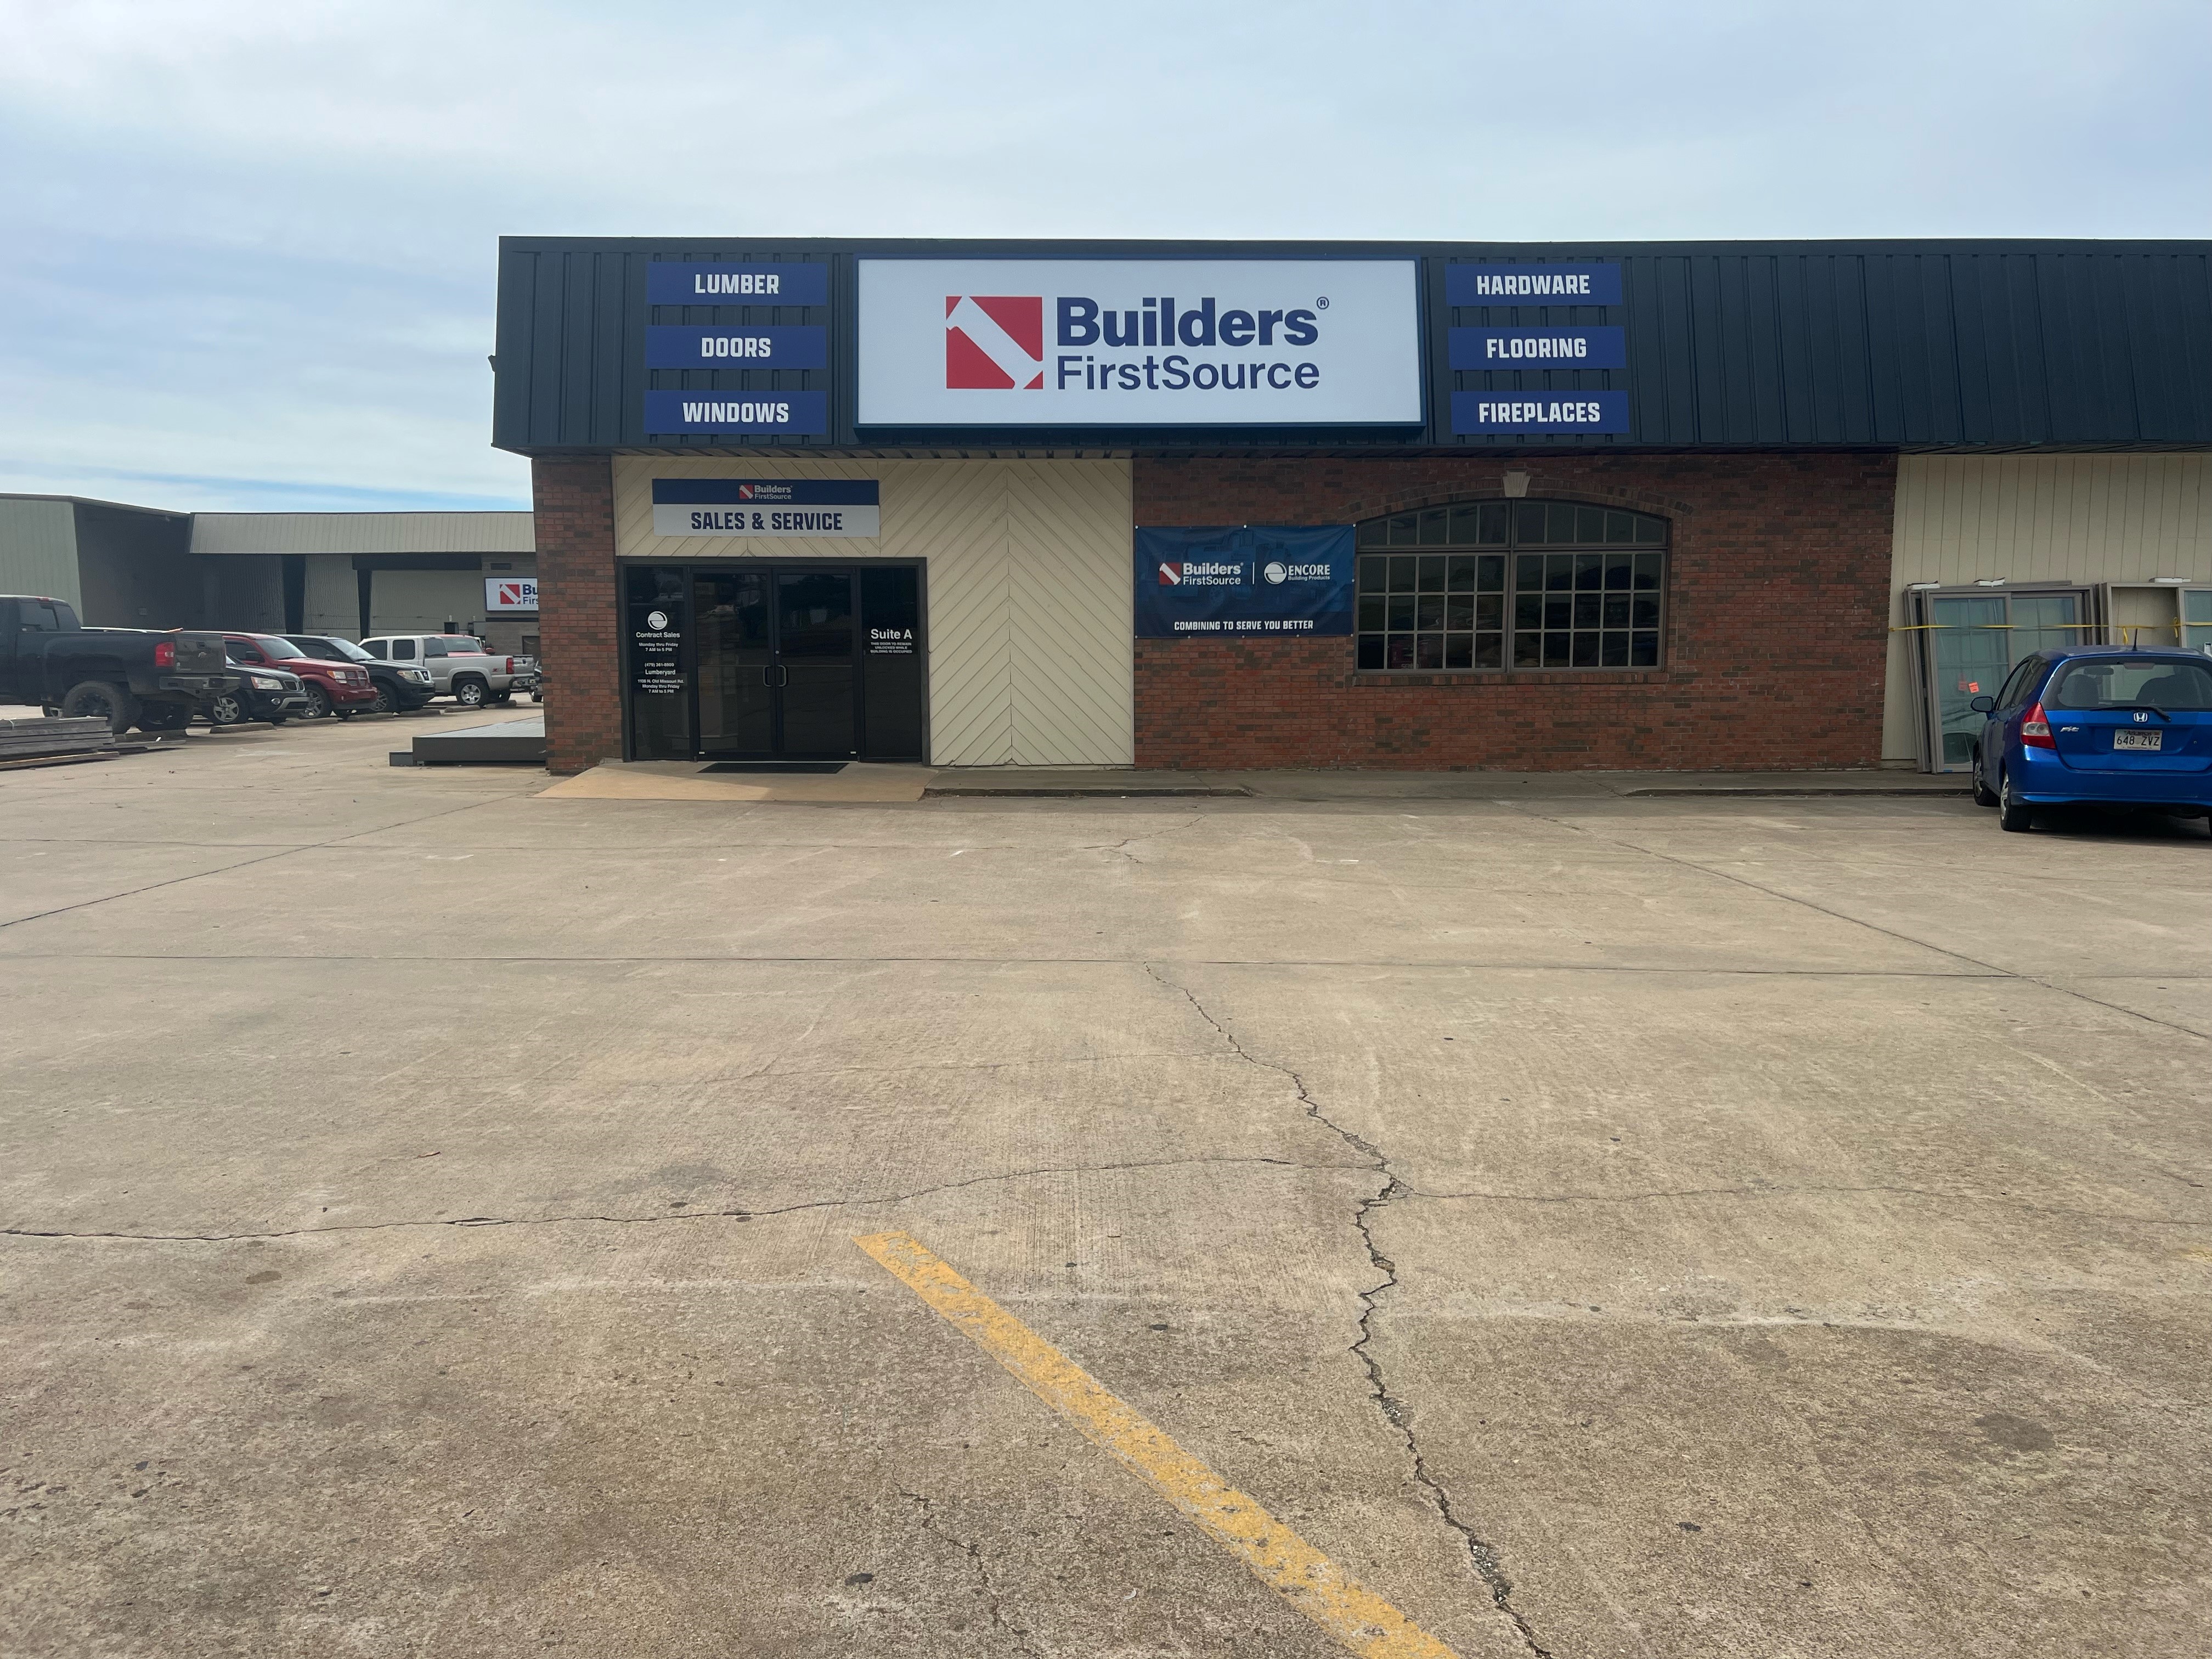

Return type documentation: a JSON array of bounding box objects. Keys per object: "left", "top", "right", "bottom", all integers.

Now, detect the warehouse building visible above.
[
  {"left": 0, "top": 498, "right": 538, "bottom": 655},
  {"left": 495, "top": 236, "right": 2212, "bottom": 778}
]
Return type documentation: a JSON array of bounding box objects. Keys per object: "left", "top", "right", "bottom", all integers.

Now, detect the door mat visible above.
[{"left": 699, "top": 761, "right": 848, "bottom": 774}]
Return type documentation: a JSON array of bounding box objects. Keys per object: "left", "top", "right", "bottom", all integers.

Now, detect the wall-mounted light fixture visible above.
[
  {"left": 1906, "top": 581, "right": 1941, "bottom": 590},
  {"left": 1972, "top": 578, "right": 2008, "bottom": 587},
  {"left": 2152, "top": 575, "right": 2192, "bottom": 585},
  {"left": 1503, "top": 471, "right": 1530, "bottom": 498}
]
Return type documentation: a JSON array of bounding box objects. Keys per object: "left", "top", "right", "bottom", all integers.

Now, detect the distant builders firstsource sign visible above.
[{"left": 856, "top": 259, "right": 1423, "bottom": 427}]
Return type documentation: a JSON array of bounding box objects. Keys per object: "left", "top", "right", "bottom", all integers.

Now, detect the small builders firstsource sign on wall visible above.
[{"left": 484, "top": 578, "right": 539, "bottom": 612}]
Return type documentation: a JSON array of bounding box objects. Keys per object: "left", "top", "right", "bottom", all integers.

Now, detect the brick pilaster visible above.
[{"left": 532, "top": 455, "right": 622, "bottom": 775}]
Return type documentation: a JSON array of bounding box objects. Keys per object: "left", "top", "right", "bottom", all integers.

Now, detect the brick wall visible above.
[
  {"left": 1133, "top": 452, "right": 1899, "bottom": 771},
  {"left": 531, "top": 456, "right": 622, "bottom": 775}
]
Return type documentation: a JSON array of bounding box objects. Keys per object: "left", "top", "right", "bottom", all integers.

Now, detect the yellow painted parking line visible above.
[{"left": 853, "top": 1229, "right": 1464, "bottom": 1659}]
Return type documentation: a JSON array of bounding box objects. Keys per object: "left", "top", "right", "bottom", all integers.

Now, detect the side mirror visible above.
[{"left": 1968, "top": 696, "right": 1995, "bottom": 714}]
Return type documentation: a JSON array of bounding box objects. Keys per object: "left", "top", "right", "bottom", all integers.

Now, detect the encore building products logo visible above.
[{"left": 946, "top": 296, "right": 1046, "bottom": 390}]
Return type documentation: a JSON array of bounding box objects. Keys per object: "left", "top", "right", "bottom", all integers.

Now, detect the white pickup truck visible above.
[{"left": 358, "top": 634, "right": 524, "bottom": 708}]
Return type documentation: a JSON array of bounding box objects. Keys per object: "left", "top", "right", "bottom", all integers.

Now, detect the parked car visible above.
[
  {"left": 1969, "top": 646, "right": 2212, "bottom": 833},
  {"left": 285, "top": 634, "right": 438, "bottom": 715},
  {"left": 0, "top": 594, "right": 237, "bottom": 732},
  {"left": 203, "top": 658, "right": 312, "bottom": 726},
  {"left": 357, "top": 634, "right": 523, "bottom": 707},
  {"left": 221, "top": 634, "right": 377, "bottom": 721}
]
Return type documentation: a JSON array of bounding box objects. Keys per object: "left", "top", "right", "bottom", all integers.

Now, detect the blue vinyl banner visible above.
[
  {"left": 1449, "top": 326, "right": 1627, "bottom": 371},
  {"left": 1447, "top": 263, "right": 1622, "bottom": 307},
  {"left": 646, "top": 262, "right": 831, "bottom": 306},
  {"left": 1133, "top": 526, "right": 1355, "bottom": 639},
  {"left": 1452, "top": 390, "right": 1630, "bottom": 435},
  {"left": 645, "top": 325, "right": 828, "bottom": 370},
  {"left": 642, "top": 390, "right": 830, "bottom": 435}
]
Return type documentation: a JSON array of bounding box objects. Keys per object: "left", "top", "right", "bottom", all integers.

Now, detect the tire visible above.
[
  {"left": 1999, "top": 769, "right": 2034, "bottom": 833},
  {"left": 61, "top": 680, "right": 139, "bottom": 733},
  {"left": 1971, "top": 747, "right": 1999, "bottom": 808},
  {"left": 302, "top": 685, "right": 332, "bottom": 720},
  {"left": 452, "top": 676, "right": 488, "bottom": 708},
  {"left": 367, "top": 683, "right": 397, "bottom": 715},
  {"left": 138, "top": 702, "right": 191, "bottom": 732},
  {"left": 207, "top": 690, "right": 247, "bottom": 726}
]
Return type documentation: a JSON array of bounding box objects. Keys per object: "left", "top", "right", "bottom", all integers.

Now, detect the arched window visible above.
[{"left": 1353, "top": 500, "right": 1668, "bottom": 672}]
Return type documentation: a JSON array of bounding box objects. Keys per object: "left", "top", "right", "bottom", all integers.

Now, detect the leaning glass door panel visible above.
[
  {"left": 1926, "top": 596, "right": 2008, "bottom": 768},
  {"left": 2185, "top": 589, "right": 2212, "bottom": 653},
  {"left": 776, "top": 569, "right": 857, "bottom": 756},
  {"left": 2008, "top": 591, "right": 2084, "bottom": 658},
  {"left": 695, "top": 570, "right": 772, "bottom": 755}
]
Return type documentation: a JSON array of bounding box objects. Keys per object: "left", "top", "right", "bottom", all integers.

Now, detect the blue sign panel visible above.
[
  {"left": 645, "top": 325, "right": 828, "bottom": 370},
  {"left": 1447, "top": 263, "right": 1622, "bottom": 307},
  {"left": 1449, "top": 326, "right": 1626, "bottom": 371},
  {"left": 642, "top": 391, "right": 830, "bottom": 435},
  {"left": 651, "top": 479, "right": 877, "bottom": 506},
  {"left": 1452, "top": 391, "right": 1631, "bottom": 435},
  {"left": 1133, "top": 526, "right": 1355, "bottom": 639},
  {"left": 646, "top": 262, "right": 830, "bottom": 306}
]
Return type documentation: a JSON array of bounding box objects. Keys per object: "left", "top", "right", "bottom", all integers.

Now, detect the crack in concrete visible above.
[
  {"left": 1083, "top": 815, "right": 1204, "bottom": 863},
  {"left": 1144, "top": 962, "right": 1554, "bottom": 1658},
  {"left": 901, "top": 1488, "right": 1040, "bottom": 1656},
  {"left": 0, "top": 1153, "right": 1338, "bottom": 1246}
]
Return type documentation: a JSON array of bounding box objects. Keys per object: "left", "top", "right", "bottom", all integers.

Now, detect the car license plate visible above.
[{"left": 2113, "top": 730, "right": 2162, "bottom": 751}]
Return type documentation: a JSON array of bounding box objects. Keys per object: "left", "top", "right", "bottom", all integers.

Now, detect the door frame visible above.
[{"left": 617, "top": 557, "right": 930, "bottom": 764}]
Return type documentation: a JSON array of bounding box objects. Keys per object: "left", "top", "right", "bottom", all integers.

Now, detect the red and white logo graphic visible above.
[
  {"left": 496, "top": 583, "right": 526, "bottom": 606},
  {"left": 945, "top": 295, "right": 1043, "bottom": 389},
  {"left": 1157, "top": 562, "right": 1183, "bottom": 585}
]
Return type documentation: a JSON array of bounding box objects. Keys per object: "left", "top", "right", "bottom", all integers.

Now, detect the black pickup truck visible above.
[{"left": 1, "top": 595, "right": 238, "bottom": 732}]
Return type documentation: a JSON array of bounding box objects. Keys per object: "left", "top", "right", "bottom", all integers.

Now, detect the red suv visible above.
[{"left": 223, "top": 633, "right": 377, "bottom": 720}]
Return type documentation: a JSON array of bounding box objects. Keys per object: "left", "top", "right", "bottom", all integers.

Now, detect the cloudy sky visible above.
[{"left": 2, "top": 0, "right": 2206, "bottom": 511}]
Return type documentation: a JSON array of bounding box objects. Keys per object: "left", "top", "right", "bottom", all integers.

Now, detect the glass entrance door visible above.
[
  {"left": 691, "top": 566, "right": 863, "bottom": 759},
  {"left": 776, "top": 570, "right": 857, "bottom": 755}
]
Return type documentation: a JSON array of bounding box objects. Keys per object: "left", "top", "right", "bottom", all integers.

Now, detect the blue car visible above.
[{"left": 1969, "top": 646, "right": 2212, "bottom": 833}]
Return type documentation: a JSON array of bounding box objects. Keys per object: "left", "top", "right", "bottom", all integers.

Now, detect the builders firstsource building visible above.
[{"left": 490, "top": 238, "right": 2212, "bottom": 776}]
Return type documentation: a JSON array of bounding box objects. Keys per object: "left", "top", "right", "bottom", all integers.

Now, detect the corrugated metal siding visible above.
[
  {"left": 0, "top": 499, "right": 82, "bottom": 609},
  {"left": 496, "top": 237, "right": 2212, "bottom": 454},
  {"left": 1882, "top": 454, "right": 2212, "bottom": 757},
  {"left": 190, "top": 512, "right": 535, "bottom": 556},
  {"left": 611, "top": 456, "right": 1133, "bottom": 765}
]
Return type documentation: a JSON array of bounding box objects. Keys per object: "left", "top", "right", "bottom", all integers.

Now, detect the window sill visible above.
[{"left": 1347, "top": 669, "right": 1677, "bottom": 688}]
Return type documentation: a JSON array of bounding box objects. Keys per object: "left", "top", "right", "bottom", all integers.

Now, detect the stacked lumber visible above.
[{"left": 0, "top": 716, "right": 120, "bottom": 763}]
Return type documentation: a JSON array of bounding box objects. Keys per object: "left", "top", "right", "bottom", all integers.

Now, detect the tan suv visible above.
[{"left": 358, "top": 634, "right": 524, "bottom": 708}]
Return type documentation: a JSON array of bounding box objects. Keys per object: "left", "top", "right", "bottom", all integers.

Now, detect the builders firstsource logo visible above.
[
  {"left": 946, "top": 296, "right": 1046, "bottom": 390},
  {"left": 861, "top": 259, "right": 1421, "bottom": 428}
]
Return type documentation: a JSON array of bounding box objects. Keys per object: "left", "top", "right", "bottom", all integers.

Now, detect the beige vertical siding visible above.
[
  {"left": 0, "top": 500, "right": 82, "bottom": 611},
  {"left": 1884, "top": 455, "right": 2212, "bottom": 760},
  {"left": 303, "top": 555, "right": 358, "bottom": 636},
  {"left": 611, "top": 458, "right": 1135, "bottom": 766}
]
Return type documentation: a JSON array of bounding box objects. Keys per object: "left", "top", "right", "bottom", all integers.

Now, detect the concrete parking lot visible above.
[{"left": 3, "top": 715, "right": 2208, "bottom": 1658}]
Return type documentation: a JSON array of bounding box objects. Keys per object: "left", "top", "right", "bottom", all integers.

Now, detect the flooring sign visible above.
[{"left": 1135, "top": 526, "right": 1355, "bottom": 638}]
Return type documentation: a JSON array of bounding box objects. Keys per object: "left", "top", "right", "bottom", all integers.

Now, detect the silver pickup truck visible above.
[{"left": 357, "top": 634, "right": 524, "bottom": 708}]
